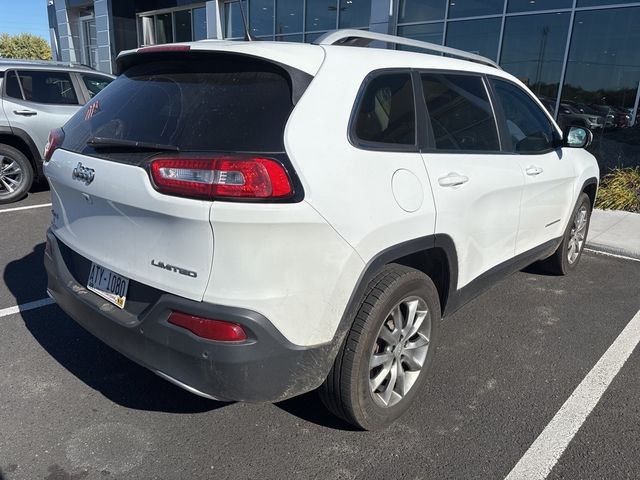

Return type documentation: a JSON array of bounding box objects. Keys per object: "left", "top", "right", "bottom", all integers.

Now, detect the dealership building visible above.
[{"left": 47, "top": 0, "right": 640, "bottom": 169}]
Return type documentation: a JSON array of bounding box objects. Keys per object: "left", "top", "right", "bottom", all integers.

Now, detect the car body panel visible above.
[{"left": 45, "top": 149, "right": 214, "bottom": 302}]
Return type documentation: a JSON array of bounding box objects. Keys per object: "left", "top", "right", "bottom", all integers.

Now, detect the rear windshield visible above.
[{"left": 61, "top": 54, "right": 297, "bottom": 158}]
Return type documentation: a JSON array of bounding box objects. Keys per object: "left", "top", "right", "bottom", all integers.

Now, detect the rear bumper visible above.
[{"left": 44, "top": 229, "right": 336, "bottom": 402}]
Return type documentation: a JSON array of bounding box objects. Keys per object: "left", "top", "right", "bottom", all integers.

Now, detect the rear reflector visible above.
[
  {"left": 168, "top": 312, "right": 247, "bottom": 342},
  {"left": 149, "top": 156, "right": 293, "bottom": 200}
]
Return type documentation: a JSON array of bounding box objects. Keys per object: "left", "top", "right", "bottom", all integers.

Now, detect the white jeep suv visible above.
[{"left": 43, "top": 30, "right": 599, "bottom": 430}]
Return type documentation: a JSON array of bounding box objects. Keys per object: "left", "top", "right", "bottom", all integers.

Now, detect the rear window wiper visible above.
[{"left": 86, "top": 137, "right": 180, "bottom": 152}]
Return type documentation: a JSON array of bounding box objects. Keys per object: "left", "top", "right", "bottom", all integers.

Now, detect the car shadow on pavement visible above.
[
  {"left": 4, "top": 244, "right": 226, "bottom": 414},
  {"left": 275, "top": 392, "right": 360, "bottom": 431}
]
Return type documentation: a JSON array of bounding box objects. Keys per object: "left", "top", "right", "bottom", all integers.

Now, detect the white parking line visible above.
[
  {"left": 0, "top": 203, "right": 52, "bottom": 214},
  {"left": 505, "top": 308, "right": 640, "bottom": 480},
  {"left": 0, "top": 298, "right": 55, "bottom": 318}
]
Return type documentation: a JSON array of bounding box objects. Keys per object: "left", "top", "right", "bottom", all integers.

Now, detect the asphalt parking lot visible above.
[{"left": 1, "top": 188, "right": 639, "bottom": 480}]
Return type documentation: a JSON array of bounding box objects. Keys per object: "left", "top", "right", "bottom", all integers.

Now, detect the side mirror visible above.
[{"left": 563, "top": 126, "right": 592, "bottom": 149}]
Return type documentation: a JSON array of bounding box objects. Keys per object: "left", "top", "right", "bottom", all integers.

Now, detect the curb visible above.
[{"left": 585, "top": 241, "right": 640, "bottom": 261}]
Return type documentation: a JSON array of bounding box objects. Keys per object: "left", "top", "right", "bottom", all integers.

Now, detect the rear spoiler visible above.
[{"left": 115, "top": 45, "right": 313, "bottom": 105}]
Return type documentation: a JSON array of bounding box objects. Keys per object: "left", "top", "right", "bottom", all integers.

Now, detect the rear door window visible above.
[
  {"left": 421, "top": 73, "right": 500, "bottom": 152},
  {"left": 4, "top": 70, "right": 78, "bottom": 105},
  {"left": 353, "top": 72, "right": 416, "bottom": 148},
  {"left": 62, "top": 55, "right": 297, "bottom": 158}
]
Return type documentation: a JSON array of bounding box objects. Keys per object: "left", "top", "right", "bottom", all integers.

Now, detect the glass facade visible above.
[
  {"left": 224, "top": 0, "right": 371, "bottom": 39},
  {"left": 48, "top": 0, "right": 640, "bottom": 171},
  {"left": 500, "top": 12, "right": 570, "bottom": 102},
  {"left": 392, "top": 0, "right": 640, "bottom": 172},
  {"left": 138, "top": 4, "right": 209, "bottom": 46},
  {"left": 445, "top": 18, "right": 501, "bottom": 61}
]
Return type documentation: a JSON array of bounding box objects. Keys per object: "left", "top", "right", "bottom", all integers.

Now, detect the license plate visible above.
[{"left": 87, "top": 262, "right": 129, "bottom": 309}]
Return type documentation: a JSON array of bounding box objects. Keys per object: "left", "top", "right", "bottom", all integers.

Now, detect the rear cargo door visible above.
[{"left": 46, "top": 52, "right": 303, "bottom": 301}]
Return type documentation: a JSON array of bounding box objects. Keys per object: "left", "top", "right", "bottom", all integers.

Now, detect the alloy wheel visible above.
[
  {"left": 369, "top": 296, "right": 431, "bottom": 408},
  {"left": 0, "top": 155, "right": 24, "bottom": 197},
  {"left": 568, "top": 205, "right": 588, "bottom": 264}
]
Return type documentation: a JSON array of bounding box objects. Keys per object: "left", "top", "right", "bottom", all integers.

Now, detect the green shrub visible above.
[{"left": 595, "top": 167, "right": 640, "bottom": 213}]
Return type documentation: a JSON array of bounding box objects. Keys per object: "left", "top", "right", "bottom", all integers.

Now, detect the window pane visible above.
[
  {"left": 5, "top": 71, "right": 23, "bottom": 100},
  {"left": 276, "top": 0, "right": 303, "bottom": 34},
  {"left": 500, "top": 13, "right": 570, "bottom": 102},
  {"left": 193, "top": 7, "right": 207, "bottom": 40},
  {"left": 422, "top": 74, "right": 499, "bottom": 151},
  {"left": 304, "top": 31, "right": 328, "bottom": 42},
  {"left": 11, "top": 70, "right": 78, "bottom": 105},
  {"left": 276, "top": 34, "right": 304, "bottom": 42},
  {"left": 355, "top": 73, "right": 416, "bottom": 146},
  {"left": 174, "top": 9, "right": 192, "bottom": 42},
  {"left": 578, "top": 0, "right": 638, "bottom": 6},
  {"left": 445, "top": 18, "right": 501, "bottom": 61},
  {"left": 306, "top": 0, "right": 338, "bottom": 31},
  {"left": 491, "top": 79, "right": 555, "bottom": 153},
  {"left": 448, "top": 0, "right": 504, "bottom": 19},
  {"left": 398, "top": 0, "right": 446, "bottom": 23},
  {"left": 339, "top": 0, "right": 371, "bottom": 28},
  {"left": 507, "top": 0, "right": 572, "bottom": 13},
  {"left": 81, "top": 74, "right": 113, "bottom": 99},
  {"left": 141, "top": 16, "right": 155, "bottom": 45},
  {"left": 563, "top": 8, "right": 640, "bottom": 110},
  {"left": 224, "top": 2, "right": 245, "bottom": 38},
  {"left": 562, "top": 7, "right": 640, "bottom": 170},
  {"left": 397, "top": 23, "right": 444, "bottom": 50},
  {"left": 155, "top": 13, "right": 173, "bottom": 44},
  {"left": 250, "top": 0, "right": 274, "bottom": 37}
]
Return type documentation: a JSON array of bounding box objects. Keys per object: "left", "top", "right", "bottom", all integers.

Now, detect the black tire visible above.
[
  {"left": 319, "top": 264, "right": 440, "bottom": 430},
  {"left": 540, "top": 193, "right": 592, "bottom": 275},
  {"left": 0, "top": 144, "right": 34, "bottom": 204}
]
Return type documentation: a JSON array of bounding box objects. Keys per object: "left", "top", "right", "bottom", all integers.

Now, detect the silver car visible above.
[{"left": 0, "top": 59, "right": 113, "bottom": 203}]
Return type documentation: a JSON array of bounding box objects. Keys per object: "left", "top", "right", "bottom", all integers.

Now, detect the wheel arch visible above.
[
  {"left": 581, "top": 177, "right": 598, "bottom": 208},
  {"left": 0, "top": 127, "right": 42, "bottom": 177},
  {"left": 336, "top": 235, "right": 458, "bottom": 345}
]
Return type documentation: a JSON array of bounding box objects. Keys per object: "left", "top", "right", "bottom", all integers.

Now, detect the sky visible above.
[{"left": 0, "top": 0, "right": 51, "bottom": 39}]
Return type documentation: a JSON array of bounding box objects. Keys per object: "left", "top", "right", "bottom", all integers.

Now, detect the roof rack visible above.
[{"left": 313, "top": 29, "right": 501, "bottom": 70}]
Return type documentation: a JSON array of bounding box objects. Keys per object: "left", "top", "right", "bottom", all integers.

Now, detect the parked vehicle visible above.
[
  {"left": 557, "top": 103, "right": 605, "bottom": 131},
  {"left": 43, "top": 31, "right": 599, "bottom": 430},
  {"left": 0, "top": 59, "right": 113, "bottom": 203},
  {"left": 589, "top": 104, "right": 632, "bottom": 130}
]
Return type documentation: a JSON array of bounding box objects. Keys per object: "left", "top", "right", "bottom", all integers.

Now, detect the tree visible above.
[{"left": 0, "top": 33, "right": 52, "bottom": 61}]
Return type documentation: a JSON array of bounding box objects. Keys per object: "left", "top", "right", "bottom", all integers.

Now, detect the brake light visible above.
[
  {"left": 168, "top": 312, "right": 247, "bottom": 342},
  {"left": 149, "top": 157, "right": 293, "bottom": 200},
  {"left": 137, "top": 45, "right": 191, "bottom": 53},
  {"left": 44, "top": 128, "right": 64, "bottom": 162}
]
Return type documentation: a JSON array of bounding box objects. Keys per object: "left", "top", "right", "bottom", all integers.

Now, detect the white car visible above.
[{"left": 43, "top": 30, "right": 599, "bottom": 430}]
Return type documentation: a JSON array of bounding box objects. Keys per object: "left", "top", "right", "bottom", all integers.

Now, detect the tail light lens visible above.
[
  {"left": 168, "top": 311, "right": 247, "bottom": 342},
  {"left": 149, "top": 156, "right": 293, "bottom": 200},
  {"left": 44, "top": 128, "right": 64, "bottom": 162}
]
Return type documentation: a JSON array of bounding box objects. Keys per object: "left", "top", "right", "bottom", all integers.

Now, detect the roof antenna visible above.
[{"left": 237, "top": 0, "right": 254, "bottom": 41}]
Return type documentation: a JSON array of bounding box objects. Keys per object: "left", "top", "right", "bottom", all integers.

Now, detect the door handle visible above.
[
  {"left": 13, "top": 109, "right": 37, "bottom": 116},
  {"left": 525, "top": 165, "right": 544, "bottom": 176},
  {"left": 438, "top": 172, "right": 469, "bottom": 187}
]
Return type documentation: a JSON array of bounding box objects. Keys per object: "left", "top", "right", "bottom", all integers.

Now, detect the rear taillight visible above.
[
  {"left": 168, "top": 311, "right": 247, "bottom": 342},
  {"left": 44, "top": 128, "right": 64, "bottom": 162},
  {"left": 149, "top": 156, "right": 293, "bottom": 200}
]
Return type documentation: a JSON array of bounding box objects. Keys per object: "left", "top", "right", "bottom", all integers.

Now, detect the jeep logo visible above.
[
  {"left": 151, "top": 259, "right": 198, "bottom": 278},
  {"left": 72, "top": 162, "right": 95, "bottom": 185}
]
